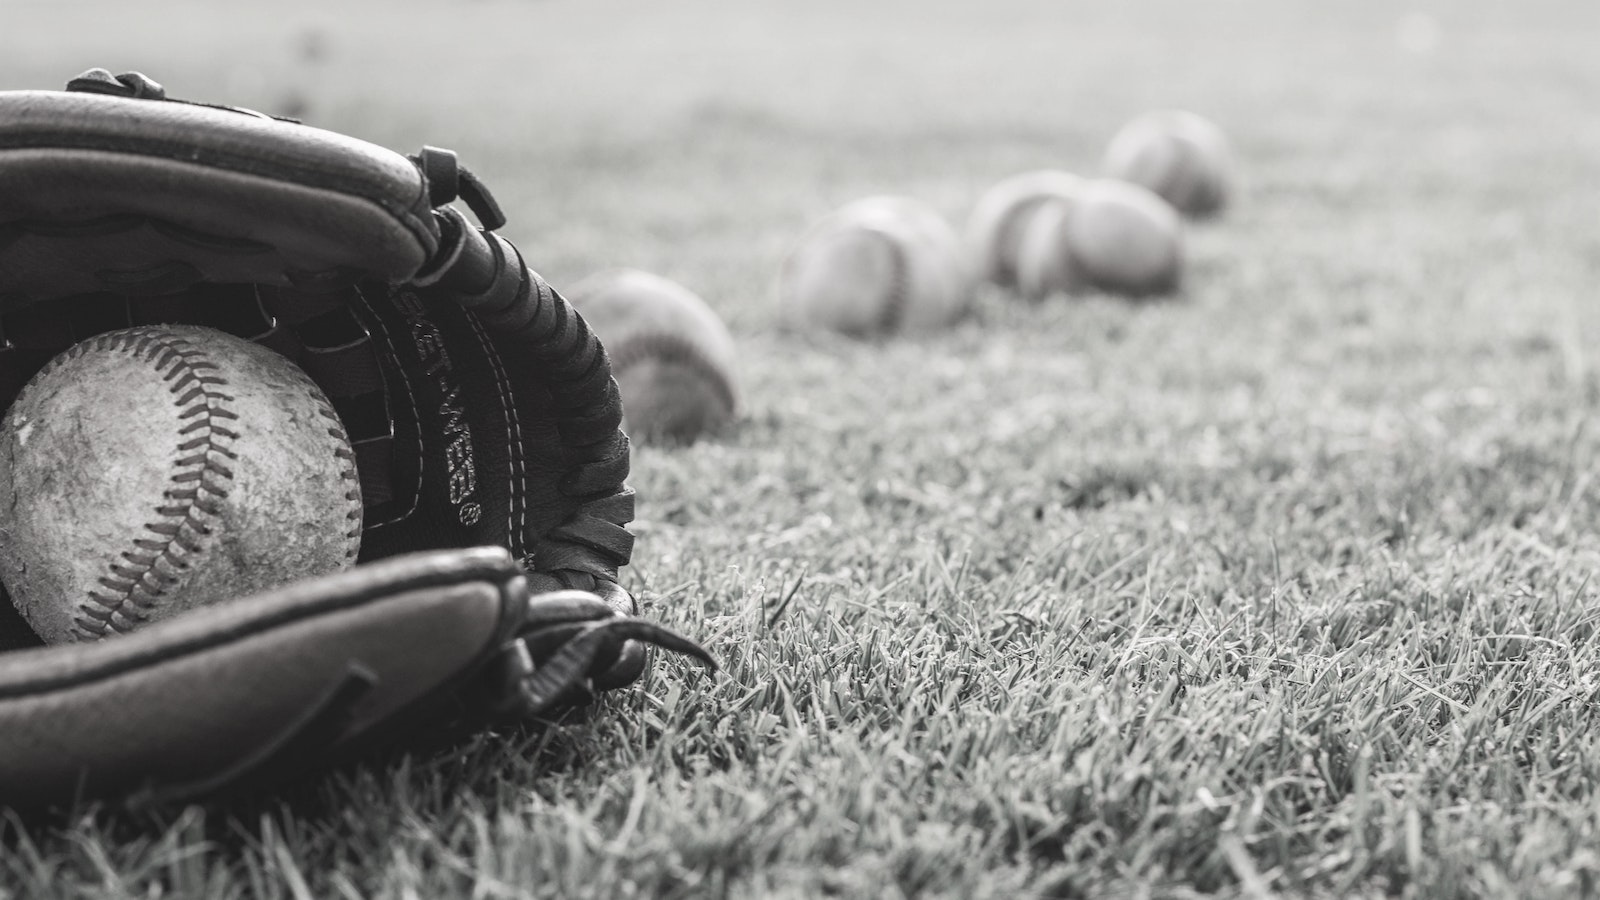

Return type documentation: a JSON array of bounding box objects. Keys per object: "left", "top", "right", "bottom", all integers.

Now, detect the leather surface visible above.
[
  {"left": 0, "top": 91, "right": 432, "bottom": 229},
  {"left": 0, "top": 91, "right": 435, "bottom": 300},
  {"left": 0, "top": 548, "right": 519, "bottom": 808},
  {"left": 0, "top": 151, "right": 431, "bottom": 305}
]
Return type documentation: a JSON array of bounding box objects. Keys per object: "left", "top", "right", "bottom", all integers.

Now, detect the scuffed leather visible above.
[{"left": 0, "top": 548, "right": 523, "bottom": 810}]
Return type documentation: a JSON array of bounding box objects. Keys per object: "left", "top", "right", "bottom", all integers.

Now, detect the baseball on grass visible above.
[
  {"left": 0, "top": 325, "right": 363, "bottom": 643},
  {"left": 568, "top": 269, "right": 740, "bottom": 445},
  {"left": 1102, "top": 109, "right": 1233, "bottom": 218},
  {"left": 965, "top": 169, "right": 1084, "bottom": 291},
  {"left": 1058, "top": 178, "right": 1184, "bottom": 297},
  {"left": 1013, "top": 200, "right": 1087, "bottom": 301},
  {"left": 778, "top": 195, "right": 973, "bottom": 338}
]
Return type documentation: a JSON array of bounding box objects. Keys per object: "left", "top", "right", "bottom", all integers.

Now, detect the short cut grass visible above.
[{"left": 4, "top": 0, "right": 1600, "bottom": 896}]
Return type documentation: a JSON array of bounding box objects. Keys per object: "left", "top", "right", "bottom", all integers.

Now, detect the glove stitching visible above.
[
  {"left": 72, "top": 329, "right": 239, "bottom": 640},
  {"left": 462, "top": 309, "right": 527, "bottom": 562}
]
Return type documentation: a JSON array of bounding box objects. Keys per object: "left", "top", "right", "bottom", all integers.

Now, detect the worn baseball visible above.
[
  {"left": 0, "top": 325, "right": 363, "bottom": 643},
  {"left": 1061, "top": 179, "right": 1184, "bottom": 297},
  {"left": 778, "top": 196, "right": 973, "bottom": 338},
  {"left": 567, "top": 269, "right": 740, "bottom": 446},
  {"left": 965, "top": 170, "right": 1084, "bottom": 291},
  {"left": 1103, "top": 110, "right": 1232, "bottom": 218}
]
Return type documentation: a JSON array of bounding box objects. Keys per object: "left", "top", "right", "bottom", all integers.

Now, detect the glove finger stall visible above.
[
  {"left": 0, "top": 90, "right": 437, "bottom": 306},
  {"left": 0, "top": 547, "right": 526, "bottom": 810}
]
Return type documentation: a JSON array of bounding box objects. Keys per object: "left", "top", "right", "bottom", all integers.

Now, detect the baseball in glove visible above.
[{"left": 0, "top": 69, "right": 714, "bottom": 810}]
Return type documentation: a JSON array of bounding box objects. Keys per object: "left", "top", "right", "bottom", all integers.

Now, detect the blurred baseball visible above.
[
  {"left": 1103, "top": 110, "right": 1233, "bottom": 218},
  {"left": 0, "top": 325, "right": 363, "bottom": 643},
  {"left": 778, "top": 196, "right": 973, "bottom": 337},
  {"left": 568, "top": 269, "right": 740, "bottom": 445},
  {"left": 1013, "top": 200, "right": 1087, "bottom": 301},
  {"left": 966, "top": 169, "right": 1084, "bottom": 291},
  {"left": 1065, "top": 179, "right": 1184, "bottom": 296}
]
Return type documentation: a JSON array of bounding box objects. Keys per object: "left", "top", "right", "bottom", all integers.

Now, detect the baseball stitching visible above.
[
  {"left": 63, "top": 328, "right": 363, "bottom": 639},
  {"left": 316, "top": 392, "right": 364, "bottom": 565},
  {"left": 71, "top": 329, "right": 241, "bottom": 639},
  {"left": 607, "top": 332, "right": 737, "bottom": 419},
  {"left": 1157, "top": 133, "right": 1201, "bottom": 212},
  {"left": 866, "top": 226, "right": 911, "bottom": 336},
  {"left": 995, "top": 194, "right": 1054, "bottom": 288}
]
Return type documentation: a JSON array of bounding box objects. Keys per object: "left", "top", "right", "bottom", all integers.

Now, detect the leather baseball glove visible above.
[{"left": 0, "top": 69, "right": 713, "bottom": 810}]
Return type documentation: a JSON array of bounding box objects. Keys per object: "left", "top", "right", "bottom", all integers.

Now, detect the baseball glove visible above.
[{"left": 0, "top": 69, "right": 713, "bottom": 810}]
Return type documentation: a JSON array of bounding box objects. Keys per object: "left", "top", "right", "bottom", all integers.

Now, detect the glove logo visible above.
[
  {"left": 440, "top": 386, "right": 481, "bottom": 527},
  {"left": 395, "top": 290, "right": 482, "bottom": 528}
]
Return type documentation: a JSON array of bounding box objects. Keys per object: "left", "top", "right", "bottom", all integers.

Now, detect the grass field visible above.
[{"left": 6, "top": 0, "right": 1600, "bottom": 896}]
